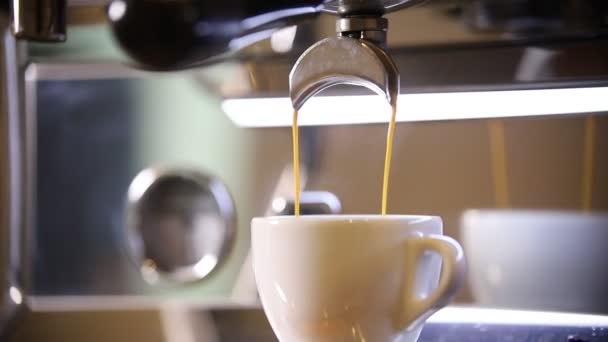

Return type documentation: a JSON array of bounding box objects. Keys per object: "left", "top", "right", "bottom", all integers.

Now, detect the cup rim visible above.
[
  {"left": 252, "top": 214, "right": 440, "bottom": 224},
  {"left": 461, "top": 209, "right": 608, "bottom": 221}
]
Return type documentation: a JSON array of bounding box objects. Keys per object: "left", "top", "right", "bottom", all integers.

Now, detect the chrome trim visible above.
[
  {"left": 289, "top": 36, "right": 399, "bottom": 110},
  {"left": 125, "top": 167, "right": 237, "bottom": 285},
  {"left": 321, "top": 0, "right": 426, "bottom": 15},
  {"left": 270, "top": 191, "right": 342, "bottom": 216},
  {"left": 12, "top": 0, "right": 67, "bottom": 41},
  {"left": 23, "top": 62, "right": 145, "bottom": 81},
  {"left": 24, "top": 62, "right": 39, "bottom": 305},
  {"left": 0, "top": 15, "right": 25, "bottom": 338}
]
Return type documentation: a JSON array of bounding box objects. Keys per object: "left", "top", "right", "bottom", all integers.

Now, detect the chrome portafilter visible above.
[{"left": 289, "top": 16, "right": 400, "bottom": 111}]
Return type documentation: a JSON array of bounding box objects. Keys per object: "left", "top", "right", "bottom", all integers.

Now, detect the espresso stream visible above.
[
  {"left": 292, "top": 110, "right": 301, "bottom": 215},
  {"left": 292, "top": 104, "right": 398, "bottom": 216}
]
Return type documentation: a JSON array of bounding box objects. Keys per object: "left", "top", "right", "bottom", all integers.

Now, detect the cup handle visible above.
[{"left": 399, "top": 234, "right": 466, "bottom": 331}]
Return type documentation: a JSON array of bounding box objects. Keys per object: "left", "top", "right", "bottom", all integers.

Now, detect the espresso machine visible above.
[{"left": 2, "top": 0, "right": 608, "bottom": 341}]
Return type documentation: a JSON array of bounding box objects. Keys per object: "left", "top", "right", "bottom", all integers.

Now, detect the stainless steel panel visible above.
[
  {"left": 0, "top": 14, "right": 26, "bottom": 339},
  {"left": 26, "top": 63, "right": 146, "bottom": 294},
  {"left": 24, "top": 63, "right": 258, "bottom": 298}
]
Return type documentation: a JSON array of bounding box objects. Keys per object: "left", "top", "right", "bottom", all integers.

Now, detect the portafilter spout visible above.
[{"left": 289, "top": 16, "right": 400, "bottom": 111}]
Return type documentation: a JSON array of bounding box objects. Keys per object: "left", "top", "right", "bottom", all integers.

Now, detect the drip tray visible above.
[{"left": 11, "top": 298, "right": 608, "bottom": 342}]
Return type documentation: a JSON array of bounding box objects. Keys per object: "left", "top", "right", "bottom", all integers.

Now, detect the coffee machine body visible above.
[{"left": 1, "top": 0, "right": 608, "bottom": 340}]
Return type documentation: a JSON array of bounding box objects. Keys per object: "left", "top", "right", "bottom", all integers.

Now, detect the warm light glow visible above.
[
  {"left": 430, "top": 307, "right": 608, "bottom": 326},
  {"left": 222, "top": 87, "right": 608, "bottom": 127}
]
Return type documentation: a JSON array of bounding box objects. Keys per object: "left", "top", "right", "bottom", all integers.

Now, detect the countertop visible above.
[{"left": 9, "top": 297, "right": 608, "bottom": 342}]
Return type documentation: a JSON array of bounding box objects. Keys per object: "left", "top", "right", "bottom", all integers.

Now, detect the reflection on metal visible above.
[
  {"left": 8, "top": 287, "right": 22, "bottom": 305},
  {"left": 107, "top": 0, "right": 126, "bottom": 22},
  {"left": 270, "top": 191, "right": 342, "bottom": 216},
  {"left": 12, "top": 0, "right": 67, "bottom": 41},
  {"left": 321, "top": 0, "right": 426, "bottom": 15},
  {"left": 0, "top": 15, "right": 25, "bottom": 338},
  {"left": 431, "top": 307, "right": 608, "bottom": 326},
  {"left": 126, "top": 167, "right": 236, "bottom": 284},
  {"left": 127, "top": 168, "right": 158, "bottom": 203}
]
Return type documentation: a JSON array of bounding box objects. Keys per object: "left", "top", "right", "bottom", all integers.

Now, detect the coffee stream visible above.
[
  {"left": 381, "top": 105, "right": 398, "bottom": 215},
  {"left": 292, "top": 110, "right": 301, "bottom": 216},
  {"left": 292, "top": 103, "right": 398, "bottom": 216}
]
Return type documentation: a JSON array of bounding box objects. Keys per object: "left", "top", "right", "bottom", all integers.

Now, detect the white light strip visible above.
[
  {"left": 222, "top": 87, "right": 608, "bottom": 127},
  {"left": 430, "top": 307, "right": 608, "bottom": 326}
]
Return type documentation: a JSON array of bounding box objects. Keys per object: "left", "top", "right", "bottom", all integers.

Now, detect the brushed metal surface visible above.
[
  {"left": 289, "top": 36, "right": 399, "bottom": 110},
  {"left": 0, "top": 14, "right": 26, "bottom": 339}
]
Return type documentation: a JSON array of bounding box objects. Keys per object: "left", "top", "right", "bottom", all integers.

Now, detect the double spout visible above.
[{"left": 289, "top": 15, "right": 400, "bottom": 111}]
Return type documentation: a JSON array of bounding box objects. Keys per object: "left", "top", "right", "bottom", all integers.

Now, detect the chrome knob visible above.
[{"left": 126, "top": 167, "right": 235, "bottom": 284}]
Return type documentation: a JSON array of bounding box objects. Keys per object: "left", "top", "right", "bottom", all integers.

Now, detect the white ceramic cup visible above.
[
  {"left": 252, "top": 215, "right": 466, "bottom": 342},
  {"left": 462, "top": 210, "right": 608, "bottom": 314}
]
